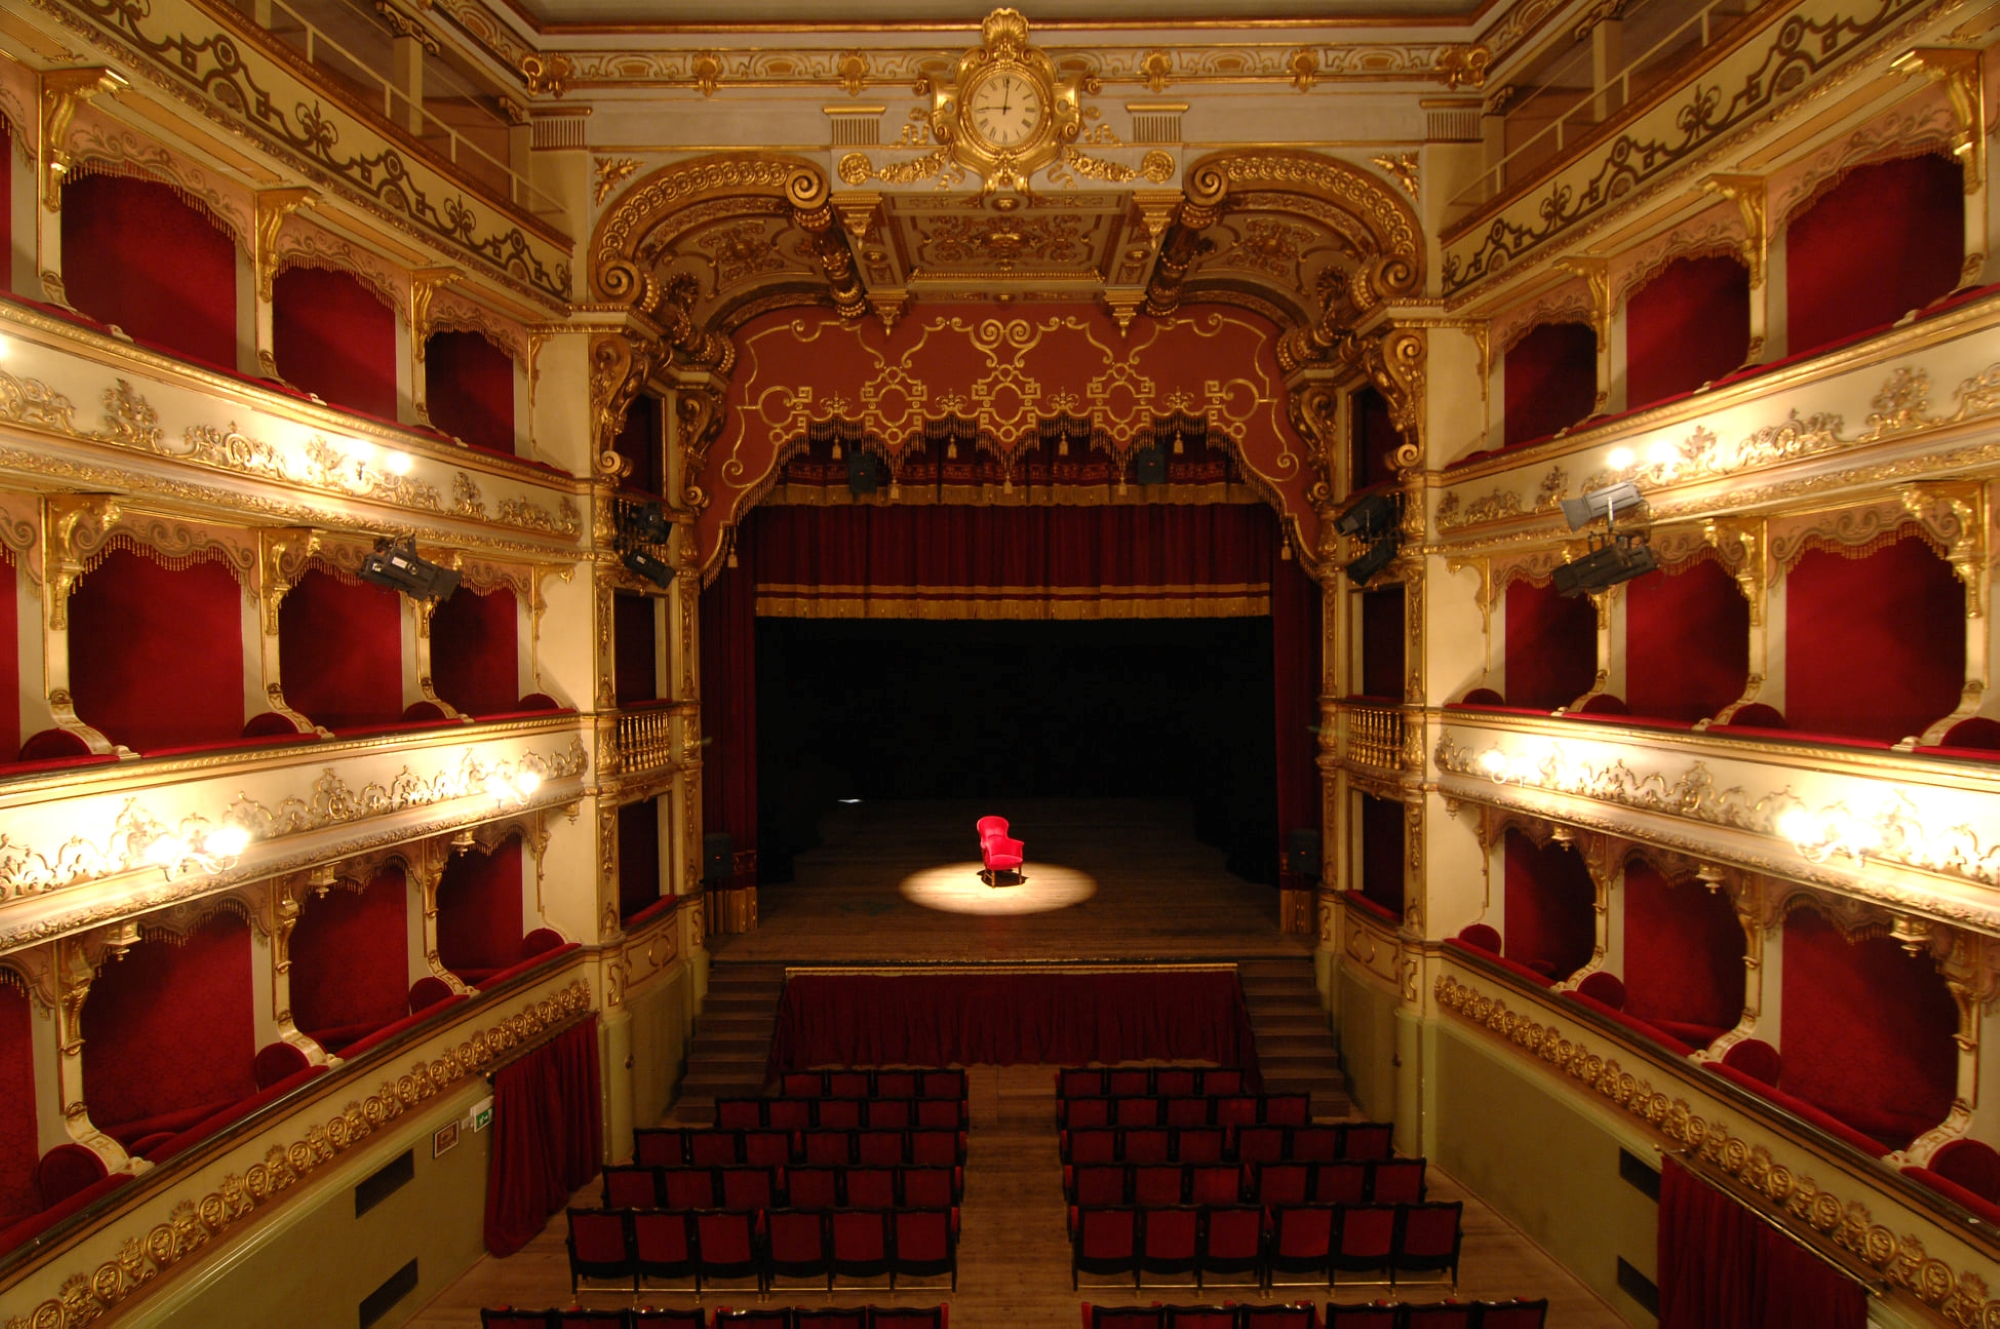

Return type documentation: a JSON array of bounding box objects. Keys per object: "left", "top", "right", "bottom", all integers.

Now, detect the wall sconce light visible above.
[
  {"left": 1776, "top": 802, "right": 1881, "bottom": 864},
  {"left": 135, "top": 819, "right": 255, "bottom": 879}
]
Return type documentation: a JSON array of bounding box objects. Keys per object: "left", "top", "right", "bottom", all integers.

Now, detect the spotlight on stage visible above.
[
  {"left": 1554, "top": 531, "right": 1659, "bottom": 597},
  {"left": 622, "top": 548, "right": 674, "bottom": 588},
  {"left": 1334, "top": 490, "right": 1398, "bottom": 539},
  {"left": 1560, "top": 480, "right": 1645, "bottom": 530},
  {"left": 359, "top": 539, "right": 460, "bottom": 601},
  {"left": 899, "top": 862, "right": 1098, "bottom": 916}
]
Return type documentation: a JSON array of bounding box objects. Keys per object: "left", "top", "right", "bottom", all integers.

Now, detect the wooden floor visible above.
[
  {"left": 410, "top": 1065, "right": 1626, "bottom": 1329},
  {"left": 711, "top": 799, "right": 1312, "bottom": 964}
]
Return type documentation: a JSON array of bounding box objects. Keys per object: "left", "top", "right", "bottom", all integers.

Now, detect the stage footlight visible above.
[
  {"left": 899, "top": 861, "right": 1097, "bottom": 917},
  {"left": 1345, "top": 533, "right": 1400, "bottom": 585},
  {"left": 622, "top": 548, "right": 673, "bottom": 587},
  {"left": 1561, "top": 480, "right": 1645, "bottom": 530},
  {"left": 359, "top": 539, "right": 460, "bottom": 601},
  {"left": 1334, "top": 491, "right": 1398, "bottom": 538},
  {"left": 1554, "top": 532, "right": 1659, "bottom": 597}
]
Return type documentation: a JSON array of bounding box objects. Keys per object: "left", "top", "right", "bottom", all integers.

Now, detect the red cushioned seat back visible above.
[
  {"left": 1154, "top": 1069, "right": 1197, "bottom": 1097},
  {"left": 1074, "top": 1164, "right": 1127, "bottom": 1206},
  {"left": 554, "top": 1308, "right": 627, "bottom": 1326},
  {"left": 1143, "top": 1207, "right": 1198, "bottom": 1260},
  {"left": 253, "top": 1041, "right": 309, "bottom": 1090},
  {"left": 870, "top": 1311, "right": 943, "bottom": 1329},
  {"left": 1108, "top": 1069, "right": 1152, "bottom": 1096},
  {"left": 1325, "top": 1306, "right": 1399, "bottom": 1329},
  {"left": 767, "top": 1208, "right": 827, "bottom": 1262},
  {"left": 408, "top": 976, "right": 454, "bottom": 1013},
  {"left": 695, "top": 1211, "right": 755, "bottom": 1263},
  {"left": 1061, "top": 1068, "right": 1106, "bottom": 1098},
  {"left": 911, "top": 1130, "right": 961, "bottom": 1166},
  {"left": 1404, "top": 1305, "right": 1475, "bottom": 1328},
  {"left": 631, "top": 1309, "right": 703, "bottom": 1327},
  {"left": 920, "top": 1069, "right": 965, "bottom": 1100},
  {"left": 716, "top": 1099, "right": 762, "bottom": 1130},
  {"left": 1273, "top": 1204, "right": 1334, "bottom": 1258},
  {"left": 1133, "top": 1164, "right": 1186, "bottom": 1207},
  {"left": 1336, "top": 1205, "right": 1396, "bottom": 1259},
  {"left": 35, "top": 1144, "right": 108, "bottom": 1208},
  {"left": 631, "top": 1209, "right": 692, "bottom": 1263},
  {"left": 1200, "top": 1069, "right": 1245, "bottom": 1095},
  {"left": 788, "top": 1166, "right": 840, "bottom": 1209},
  {"left": 1721, "top": 1038, "right": 1782, "bottom": 1086},
  {"left": 1174, "top": 1128, "right": 1225, "bottom": 1164},
  {"left": 1121, "top": 1129, "right": 1170, "bottom": 1164},
  {"left": 568, "top": 1209, "right": 630, "bottom": 1262},
  {"left": 1165, "top": 1097, "right": 1211, "bottom": 1127},
  {"left": 1067, "top": 1098, "right": 1112, "bottom": 1128},
  {"left": 481, "top": 1311, "right": 552, "bottom": 1329},
  {"left": 902, "top": 1165, "right": 959, "bottom": 1207},
  {"left": 875, "top": 1070, "right": 919, "bottom": 1098},
  {"left": 1202, "top": 1205, "right": 1262, "bottom": 1259},
  {"left": 633, "top": 1129, "right": 684, "bottom": 1168},
  {"left": 1477, "top": 1299, "right": 1550, "bottom": 1328},
  {"left": 603, "top": 1165, "right": 659, "bottom": 1209},
  {"left": 719, "top": 1167, "right": 774, "bottom": 1210},
  {"left": 715, "top": 1310, "right": 789, "bottom": 1328},
  {"left": 1263, "top": 1094, "right": 1310, "bottom": 1127},
  {"left": 1069, "top": 1129, "right": 1117, "bottom": 1164},
  {"left": 1371, "top": 1158, "right": 1426, "bottom": 1204},
  {"left": 1162, "top": 1309, "right": 1232, "bottom": 1329},
  {"left": 831, "top": 1208, "right": 888, "bottom": 1260},
  {"left": 690, "top": 1132, "right": 740, "bottom": 1167},
  {"left": 916, "top": 1099, "right": 963, "bottom": 1129},
  {"left": 1089, "top": 1308, "right": 1164, "bottom": 1329},
  {"left": 782, "top": 1072, "right": 825, "bottom": 1097},
  {"left": 744, "top": 1130, "right": 793, "bottom": 1168},
  {"left": 1256, "top": 1162, "right": 1310, "bottom": 1207},
  {"left": 805, "top": 1131, "right": 853, "bottom": 1165},
  {"left": 1576, "top": 970, "right": 1627, "bottom": 1009},
  {"left": 1115, "top": 1097, "right": 1161, "bottom": 1127},
  {"left": 893, "top": 1207, "right": 952, "bottom": 1260},
  {"left": 796, "top": 1310, "right": 867, "bottom": 1329},
  {"left": 662, "top": 1168, "right": 718, "bottom": 1210},
  {"left": 1237, "top": 1126, "right": 1286, "bottom": 1165},
  {"left": 1243, "top": 1307, "right": 1316, "bottom": 1329},
  {"left": 1078, "top": 1206, "right": 1136, "bottom": 1258},
  {"left": 1933, "top": 1139, "right": 2000, "bottom": 1202},
  {"left": 1396, "top": 1202, "right": 1463, "bottom": 1259},
  {"left": 1214, "top": 1096, "right": 1259, "bottom": 1127},
  {"left": 768, "top": 1099, "right": 812, "bottom": 1130},
  {"left": 1314, "top": 1160, "right": 1368, "bottom": 1204},
  {"left": 846, "top": 1166, "right": 897, "bottom": 1209},
  {"left": 817, "top": 1099, "right": 862, "bottom": 1129},
  {"left": 976, "top": 814, "right": 1009, "bottom": 841},
  {"left": 1339, "top": 1123, "right": 1393, "bottom": 1160},
  {"left": 867, "top": 1099, "right": 913, "bottom": 1129},
  {"left": 1456, "top": 923, "right": 1502, "bottom": 953},
  {"left": 858, "top": 1130, "right": 906, "bottom": 1166},
  {"left": 1290, "top": 1126, "right": 1340, "bottom": 1161},
  {"left": 1189, "top": 1164, "right": 1242, "bottom": 1206},
  {"left": 828, "top": 1071, "right": 871, "bottom": 1098}
]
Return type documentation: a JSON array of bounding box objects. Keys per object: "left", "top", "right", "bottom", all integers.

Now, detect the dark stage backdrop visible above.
[{"left": 756, "top": 616, "right": 1278, "bottom": 883}]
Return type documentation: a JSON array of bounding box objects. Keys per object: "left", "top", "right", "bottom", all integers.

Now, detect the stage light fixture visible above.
[
  {"left": 1345, "top": 533, "right": 1401, "bottom": 585},
  {"left": 622, "top": 548, "right": 674, "bottom": 588},
  {"left": 1334, "top": 491, "right": 1398, "bottom": 538},
  {"left": 622, "top": 500, "right": 670, "bottom": 544},
  {"left": 1561, "top": 480, "right": 1645, "bottom": 530},
  {"left": 359, "top": 539, "right": 461, "bottom": 601},
  {"left": 1553, "top": 531, "right": 1659, "bottom": 597}
]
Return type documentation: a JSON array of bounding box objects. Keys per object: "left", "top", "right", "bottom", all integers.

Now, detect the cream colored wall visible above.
[
  {"left": 1433, "top": 1020, "right": 1657, "bottom": 1326},
  {"left": 123, "top": 1080, "right": 492, "bottom": 1329},
  {"left": 1337, "top": 963, "right": 1400, "bottom": 1127},
  {"left": 627, "top": 960, "right": 696, "bottom": 1141}
]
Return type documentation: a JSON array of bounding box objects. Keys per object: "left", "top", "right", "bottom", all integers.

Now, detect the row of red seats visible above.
[
  {"left": 1068, "top": 1159, "right": 1426, "bottom": 1211},
  {"left": 566, "top": 1207, "right": 957, "bottom": 1296},
  {"left": 719, "top": 1097, "right": 967, "bottom": 1132},
  {"left": 1081, "top": 1299, "right": 1546, "bottom": 1328},
  {"left": 1060, "top": 1095, "right": 1310, "bottom": 1130},
  {"left": 1071, "top": 1202, "right": 1463, "bottom": 1293},
  {"left": 778, "top": 1070, "right": 967, "bottom": 1100},
  {"left": 604, "top": 1164, "right": 963, "bottom": 1213},
  {"left": 1059, "top": 1067, "right": 1251, "bottom": 1099},
  {"left": 483, "top": 1306, "right": 947, "bottom": 1328},
  {"left": 1063, "top": 1123, "right": 1392, "bottom": 1167},
  {"left": 636, "top": 1128, "right": 966, "bottom": 1170}
]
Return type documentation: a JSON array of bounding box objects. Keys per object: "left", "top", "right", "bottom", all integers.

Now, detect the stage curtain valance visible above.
[
  {"left": 768, "top": 970, "right": 1260, "bottom": 1083},
  {"left": 748, "top": 502, "right": 1276, "bottom": 620}
]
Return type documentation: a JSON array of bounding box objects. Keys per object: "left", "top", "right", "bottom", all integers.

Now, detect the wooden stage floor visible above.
[{"left": 709, "top": 799, "right": 1312, "bottom": 964}]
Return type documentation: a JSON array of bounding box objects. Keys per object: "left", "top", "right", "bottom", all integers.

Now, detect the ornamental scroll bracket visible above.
[
  {"left": 253, "top": 188, "right": 319, "bottom": 301},
  {"left": 1701, "top": 174, "right": 1767, "bottom": 290},
  {"left": 1890, "top": 48, "right": 1986, "bottom": 194},
  {"left": 589, "top": 328, "right": 662, "bottom": 482},
  {"left": 39, "top": 68, "right": 127, "bottom": 213}
]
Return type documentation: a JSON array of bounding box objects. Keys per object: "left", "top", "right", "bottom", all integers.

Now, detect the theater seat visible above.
[
  {"left": 1455, "top": 925, "right": 1501, "bottom": 954},
  {"left": 1574, "top": 972, "right": 1626, "bottom": 1010},
  {"left": 253, "top": 1041, "right": 311, "bottom": 1089},
  {"left": 34, "top": 1144, "right": 107, "bottom": 1209},
  {"left": 1931, "top": 1139, "right": 2000, "bottom": 1202}
]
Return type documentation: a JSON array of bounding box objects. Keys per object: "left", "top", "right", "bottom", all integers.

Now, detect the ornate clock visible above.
[{"left": 925, "top": 8, "right": 1084, "bottom": 192}]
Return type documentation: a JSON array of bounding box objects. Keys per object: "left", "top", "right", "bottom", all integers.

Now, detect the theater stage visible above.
[{"left": 711, "top": 798, "right": 1310, "bottom": 964}]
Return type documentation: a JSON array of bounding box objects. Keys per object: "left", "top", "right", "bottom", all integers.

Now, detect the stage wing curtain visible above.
[
  {"left": 484, "top": 1015, "right": 601, "bottom": 1258},
  {"left": 1658, "top": 1158, "right": 1865, "bottom": 1329},
  {"left": 748, "top": 502, "right": 1274, "bottom": 619},
  {"left": 769, "top": 971, "right": 1259, "bottom": 1085},
  {"left": 700, "top": 547, "right": 758, "bottom": 890},
  {"left": 1271, "top": 544, "right": 1322, "bottom": 885}
]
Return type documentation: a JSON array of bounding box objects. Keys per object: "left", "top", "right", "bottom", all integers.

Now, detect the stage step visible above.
[
  {"left": 1236, "top": 957, "right": 1348, "bottom": 1119},
  {"left": 674, "top": 960, "right": 788, "bottom": 1123}
]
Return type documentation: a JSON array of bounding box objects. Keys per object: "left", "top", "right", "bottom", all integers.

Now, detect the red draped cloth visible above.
[
  {"left": 768, "top": 971, "right": 1259, "bottom": 1085},
  {"left": 1271, "top": 547, "right": 1322, "bottom": 885},
  {"left": 484, "top": 1016, "right": 602, "bottom": 1257},
  {"left": 700, "top": 549, "right": 759, "bottom": 890},
  {"left": 1657, "top": 1157, "right": 1865, "bottom": 1329}
]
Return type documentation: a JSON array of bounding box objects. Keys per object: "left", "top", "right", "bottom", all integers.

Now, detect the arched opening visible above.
[
  {"left": 278, "top": 568, "right": 405, "bottom": 732},
  {"left": 430, "top": 586, "right": 520, "bottom": 718},
  {"left": 435, "top": 835, "right": 527, "bottom": 987},
  {"left": 289, "top": 866, "right": 411, "bottom": 1054},
  {"left": 1501, "top": 829, "right": 1597, "bottom": 982},
  {"left": 618, "top": 797, "right": 663, "bottom": 922},
  {"left": 1623, "top": 555, "right": 1750, "bottom": 723},
  {"left": 0, "top": 979, "right": 35, "bottom": 1227},
  {"left": 1786, "top": 153, "right": 1964, "bottom": 356},
  {"left": 1620, "top": 858, "right": 1745, "bottom": 1047},
  {"left": 1503, "top": 578, "right": 1596, "bottom": 710},
  {"left": 425, "top": 330, "right": 515, "bottom": 455},
  {"left": 68, "top": 548, "right": 245, "bottom": 753},
  {"left": 1625, "top": 254, "right": 1751, "bottom": 407},
  {"left": 272, "top": 266, "right": 398, "bottom": 419},
  {"left": 60, "top": 173, "right": 237, "bottom": 368},
  {"left": 1504, "top": 322, "right": 1596, "bottom": 447}
]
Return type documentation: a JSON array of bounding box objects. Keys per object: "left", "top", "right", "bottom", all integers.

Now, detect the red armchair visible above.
[{"left": 977, "top": 815, "right": 1026, "bottom": 886}]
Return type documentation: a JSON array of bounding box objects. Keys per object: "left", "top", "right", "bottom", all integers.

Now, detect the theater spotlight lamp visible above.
[
  {"left": 623, "top": 500, "right": 671, "bottom": 544},
  {"left": 359, "top": 539, "right": 461, "bottom": 601},
  {"left": 1334, "top": 490, "right": 1399, "bottom": 538},
  {"left": 1554, "top": 531, "right": 1659, "bottom": 597},
  {"left": 622, "top": 547, "right": 674, "bottom": 588},
  {"left": 1561, "top": 480, "right": 1645, "bottom": 530},
  {"left": 1345, "top": 533, "right": 1401, "bottom": 585}
]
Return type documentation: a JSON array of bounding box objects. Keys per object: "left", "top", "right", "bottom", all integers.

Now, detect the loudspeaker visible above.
[
  {"left": 703, "top": 832, "right": 735, "bottom": 881},
  {"left": 847, "top": 449, "right": 882, "bottom": 495},
  {"left": 1132, "top": 447, "right": 1166, "bottom": 485},
  {"left": 1286, "top": 828, "right": 1322, "bottom": 878}
]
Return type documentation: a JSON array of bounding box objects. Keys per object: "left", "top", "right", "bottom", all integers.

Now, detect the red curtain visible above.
[
  {"left": 1502, "top": 830, "right": 1597, "bottom": 982},
  {"left": 484, "top": 1015, "right": 602, "bottom": 1257},
  {"left": 1504, "top": 322, "right": 1596, "bottom": 447},
  {"left": 1786, "top": 154, "right": 1964, "bottom": 356},
  {"left": 68, "top": 549, "right": 244, "bottom": 752},
  {"left": 615, "top": 394, "right": 664, "bottom": 496},
  {"left": 769, "top": 971, "right": 1259, "bottom": 1083},
  {"left": 1625, "top": 557, "right": 1749, "bottom": 721},
  {"left": 1358, "top": 585, "right": 1404, "bottom": 700},
  {"left": 1504, "top": 578, "right": 1596, "bottom": 710},
  {"left": 0, "top": 983, "right": 35, "bottom": 1224},
  {"left": 1658, "top": 1158, "right": 1865, "bottom": 1329},
  {"left": 279, "top": 569, "right": 404, "bottom": 730},
  {"left": 1358, "top": 793, "right": 1404, "bottom": 918},
  {"left": 701, "top": 549, "right": 758, "bottom": 888},
  {"left": 1785, "top": 535, "right": 1965, "bottom": 743},
  {"left": 436, "top": 837, "right": 525, "bottom": 981},
  {"left": 0, "top": 560, "right": 17, "bottom": 761},
  {"left": 289, "top": 867, "right": 409, "bottom": 1037},
  {"left": 748, "top": 502, "right": 1275, "bottom": 618},
  {"left": 617, "top": 797, "right": 661, "bottom": 920},
  {"left": 1621, "top": 859, "right": 1744, "bottom": 1043},
  {"left": 1271, "top": 544, "right": 1321, "bottom": 883},
  {"left": 61, "top": 174, "right": 237, "bottom": 369},
  {"left": 1626, "top": 255, "right": 1751, "bottom": 407},
  {"left": 613, "top": 592, "right": 657, "bottom": 706},
  {"left": 1780, "top": 907, "right": 1958, "bottom": 1149},
  {"left": 431, "top": 587, "right": 518, "bottom": 717},
  {"left": 272, "top": 266, "right": 398, "bottom": 419},
  {"left": 80, "top": 913, "right": 256, "bottom": 1130},
  {"left": 425, "top": 331, "right": 514, "bottom": 455},
  {"left": 1350, "top": 386, "right": 1401, "bottom": 489}
]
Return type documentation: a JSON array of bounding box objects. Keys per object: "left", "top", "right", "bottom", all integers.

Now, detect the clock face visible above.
[{"left": 966, "top": 71, "right": 1045, "bottom": 150}]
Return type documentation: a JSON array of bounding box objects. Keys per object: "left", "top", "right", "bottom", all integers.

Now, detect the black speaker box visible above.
[
  {"left": 703, "top": 832, "right": 735, "bottom": 881},
  {"left": 1286, "top": 828, "right": 1322, "bottom": 878},
  {"left": 1132, "top": 447, "right": 1167, "bottom": 485}
]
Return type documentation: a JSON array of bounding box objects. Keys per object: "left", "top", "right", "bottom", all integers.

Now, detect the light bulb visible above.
[
  {"left": 203, "top": 825, "right": 252, "bottom": 857},
  {"left": 145, "top": 834, "right": 189, "bottom": 868},
  {"left": 1607, "top": 447, "right": 1635, "bottom": 470},
  {"left": 1479, "top": 749, "right": 1510, "bottom": 777},
  {"left": 1646, "top": 440, "right": 1679, "bottom": 467},
  {"left": 514, "top": 770, "right": 542, "bottom": 798},
  {"left": 385, "top": 452, "right": 413, "bottom": 475},
  {"left": 1776, "top": 806, "right": 1815, "bottom": 845}
]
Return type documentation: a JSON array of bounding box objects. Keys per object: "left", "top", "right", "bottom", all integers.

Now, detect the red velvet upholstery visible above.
[
  {"left": 1625, "top": 556, "right": 1749, "bottom": 722},
  {"left": 1563, "top": 990, "right": 1698, "bottom": 1057},
  {"left": 1502, "top": 831, "right": 1597, "bottom": 983},
  {"left": 68, "top": 550, "right": 244, "bottom": 752},
  {"left": 0, "top": 983, "right": 34, "bottom": 1223},
  {"left": 431, "top": 587, "right": 519, "bottom": 717},
  {"left": 426, "top": 331, "right": 515, "bottom": 454},
  {"left": 141, "top": 1064, "right": 328, "bottom": 1163},
  {"left": 1621, "top": 859, "right": 1745, "bottom": 1046},
  {"left": 32, "top": 1144, "right": 105, "bottom": 1211},
  {"left": 409, "top": 976, "right": 454, "bottom": 1012},
  {"left": 618, "top": 797, "right": 662, "bottom": 921},
  {"left": 291, "top": 867, "right": 410, "bottom": 1047},
  {"left": 61, "top": 174, "right": 237, "bottom": 368},
  {"left": 280, "top": 570, "right": 404, "bottom": 730},
  {"left": 1785, "top": 535, "right": 1966, "bottom": 743},
  {"left": 0, "top": 1173, "right": 133, "bottom": 1257},
  {"left": 1359, "top": 792, "right": 1404, "bottom": 918},
  {"left": 81, "top": 912, "right": 256, "bottom": 1133},
  {"left": 437, "top": 836, "right": 526, "bottom": 983},
  {"left": 1455, "top": 924, "right": 1501, "bottom": 953},
  {"left": 475, "top": 942, "right": 579, "bottom": 993},
  {"left": 1721, "top": 1039, "right": 1781, "bottom": 1086},
  {"left": 1442, "top": 936, "right": 1556, "bottom": 989},
  {"left": 1626, "top": 255, "right": 1751, "bottom": 407},
  {"left": 273, "top": 266, "right": 398, "bottom": 418},
  {"left": 1930, "top": 1139, "right": 2000, "bottom": 1202},
  {"left": 1938, "top": 717, "right": 2000, "bottom": 750},
  {"left": 1907, "top": 1165, "right": 2000, "bottom": 1227},
  {"left": 1780, "top": 906, "right": 1958, "bottom": 1149},
  {"left": 1574, "top": 971, "right": 1625, "bottom": 1009},
  {"left": 1786, "top": 153, "right": 1964, "bottom": 356},
  {"left": 1504, "top": 322, "right": 1597, "bottom": 447},
  {"left": 1504, "top": 579, "right": 1596, "bottom": 710},
  {"left": 252, "top": 1041, "right": 308, "bottom": 1089}
]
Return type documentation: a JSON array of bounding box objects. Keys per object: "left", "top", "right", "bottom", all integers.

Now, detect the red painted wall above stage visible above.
[{"left": 698, "top": 304, "right": 1319, "bottom": 575}]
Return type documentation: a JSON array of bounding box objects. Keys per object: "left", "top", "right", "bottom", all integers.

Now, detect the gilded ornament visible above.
[
  {"left": 593, "top": 157, "right": 641, "bottom": 205},
  {"left": 838, "top": 152, "right": 874, "bottom": 186}
]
